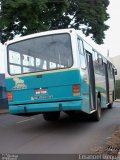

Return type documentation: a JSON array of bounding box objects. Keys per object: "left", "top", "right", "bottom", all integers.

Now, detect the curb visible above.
[
  {"left": 0, "top": 109, "right": 9, "bottom": 114},
  {"left": 115, "top": 99, "right": 120, "bottom": 102}
]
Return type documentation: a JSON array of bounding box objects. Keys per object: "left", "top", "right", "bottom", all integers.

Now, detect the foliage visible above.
[
  {"left": 0, "top": 0, "right": 109, "bottom": 44},
  {"left": 115, "top": 80, "right": 120, "bottom": 99}
]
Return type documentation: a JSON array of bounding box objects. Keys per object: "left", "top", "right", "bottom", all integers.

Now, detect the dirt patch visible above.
[{"left": 93, "top": 127, "right": 120, "bottom": 159}]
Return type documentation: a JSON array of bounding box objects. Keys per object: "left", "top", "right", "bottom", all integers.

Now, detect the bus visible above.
[{"left": 5, "top": 29, "right": 117, "bottom": 121}]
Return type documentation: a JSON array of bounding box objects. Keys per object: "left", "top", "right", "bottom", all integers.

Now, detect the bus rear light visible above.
[
  {"left": 7, "top": 92, "right": 13, "bottom": 101},
  {"left": 72, "top": 84, "right": 80, "bottom": 96}
]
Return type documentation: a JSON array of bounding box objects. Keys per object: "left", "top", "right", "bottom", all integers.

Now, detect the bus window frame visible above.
[
  {"left": 94, "top": 51, "right": 99, "bottom": 63},
  {"left": 98, "top": 54, "right": 103, "bottom": 65},
  {"left": 77, "top": 38, "right": 87, "bottom": 70}
]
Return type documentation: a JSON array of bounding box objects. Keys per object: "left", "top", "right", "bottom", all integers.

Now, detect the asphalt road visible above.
[{"left": 0, "top": 102, "right": 120, "bottom": 154}]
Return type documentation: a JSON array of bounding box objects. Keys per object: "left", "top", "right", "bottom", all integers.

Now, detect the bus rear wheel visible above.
[
  {"left": 43, "top": 112, "right": 60, "bottom": 121},
  {"left": 92, "top": 98, "right": 101, "bottom": 121}
]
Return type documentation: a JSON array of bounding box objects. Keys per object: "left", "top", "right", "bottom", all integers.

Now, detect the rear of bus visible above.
[{"left": 5, "top": 29, "right": 83, "bottom": 120}]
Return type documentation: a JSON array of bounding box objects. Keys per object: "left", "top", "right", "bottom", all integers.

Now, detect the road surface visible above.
[{"left": 0, "top": 102, "right": 120, "bottom": 154}]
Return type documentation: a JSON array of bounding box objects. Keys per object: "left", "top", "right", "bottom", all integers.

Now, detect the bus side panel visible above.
[{"left": 80, "top": 75, "right": 90, "bottom": 113}]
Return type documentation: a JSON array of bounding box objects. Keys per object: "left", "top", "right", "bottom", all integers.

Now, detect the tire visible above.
[
  {"left": 43, "top": 112, "right": 60, "bottom": 121},
  {"left": 64, "top": 111, "right": 76, "bottom": 117},
  {"left": 108, "top": 103, "right": 113, "bottom": 109},
  {"left": 92, "top": 98, "right": 101, "bottom": 121}
]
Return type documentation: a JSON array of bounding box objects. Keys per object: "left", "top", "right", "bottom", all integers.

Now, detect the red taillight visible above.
[
  {"left": 7, "top": 92, "right": 13, "bottom": 101},
  {"left": 72, "top": 84, "right": 80, "bottom": 96}
]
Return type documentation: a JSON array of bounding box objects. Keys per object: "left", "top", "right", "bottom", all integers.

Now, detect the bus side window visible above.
[
  {"left": 98, "top": 54, "right": 103, "bottom": 65},
  {"left": 110, "top": 64, "right": 114, "bottom": 78},
  {"left": 78, "top": 39, "right": 86, "bottom": 69},
  {"left": 107, "top": 62, "right": 113, "bottom": 78},
  {"left": 98, "top": 54, "right": 104, "bottom": 75},
  {"left": 94, "top": 51, "right": 98, "bottom": 63}
]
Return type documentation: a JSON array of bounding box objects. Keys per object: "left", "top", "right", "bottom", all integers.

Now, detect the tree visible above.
[{"left": 0, "top": 0, "right": 109, "bottom": 44}]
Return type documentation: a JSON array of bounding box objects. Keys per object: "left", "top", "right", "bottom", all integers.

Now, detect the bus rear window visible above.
[{"left": 7, "top": 33, "right": 73, "bottom": 75}]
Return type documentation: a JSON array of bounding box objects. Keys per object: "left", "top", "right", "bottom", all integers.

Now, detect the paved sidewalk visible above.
[
  {"left": 115, "top": 99, "right": 120, "bottom": 102},
  {"left": 117, "top": 151, "right": 120, "bottom": 160},
  {"left": 0, "top": 109, "right": 9, "bottom": 114}
]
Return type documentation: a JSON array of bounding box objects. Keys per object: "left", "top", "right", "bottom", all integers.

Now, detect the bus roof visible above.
[
  {"left": 5, "top": 28, "right": 116, "bottom": 69},
  {"left": 5, "top": 28, "right": 76, "bottom": 45}
]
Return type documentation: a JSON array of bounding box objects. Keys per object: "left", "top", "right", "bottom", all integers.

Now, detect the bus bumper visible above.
[{"left": 9, "top": 100, "right": 82, "bottom": 115}]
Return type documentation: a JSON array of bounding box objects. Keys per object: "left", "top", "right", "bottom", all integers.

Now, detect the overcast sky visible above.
[
  {"left": 101, "top": 0, "right": 120, "bottom": 57},
  {"left": 0, "top": 0, "right": 120, "bottom": 73}
]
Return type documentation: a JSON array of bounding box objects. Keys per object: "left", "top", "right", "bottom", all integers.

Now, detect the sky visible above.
[
  {"left": 101, "top": 0, "right": 120, "bottom": 57},
  {"left": 0, "top": 0, "right": 120, "bottom": 73}
]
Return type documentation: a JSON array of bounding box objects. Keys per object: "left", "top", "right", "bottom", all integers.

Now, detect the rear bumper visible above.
[{"left": 9, "top": 100, "right": 82, "bottom": 115}]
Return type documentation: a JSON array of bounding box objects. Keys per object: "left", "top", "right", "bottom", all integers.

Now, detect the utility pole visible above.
[{"left": 107, "top": 49, "right": 110, "bottom": 57}]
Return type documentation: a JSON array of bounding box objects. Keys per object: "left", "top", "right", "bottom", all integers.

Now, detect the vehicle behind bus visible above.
[{"left": 0, "top": 74, "right": 8, "bottom": 108}]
